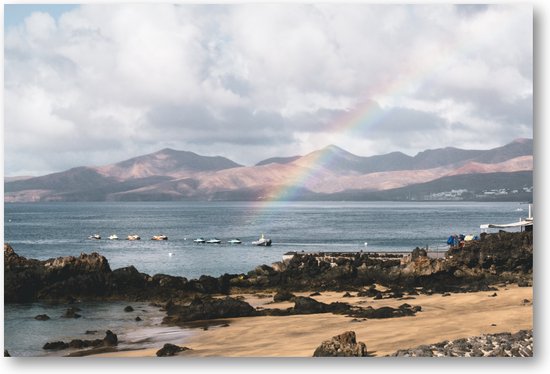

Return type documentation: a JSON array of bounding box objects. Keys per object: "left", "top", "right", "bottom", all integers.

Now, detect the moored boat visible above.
[
  {"left": 252, "top": 234, "right": 272, "bottom": 247},
  {"left": 206, "top": 238, "right": 222, "bottom": 244},
  {"left": 108, "top": 234, "right": 118, "bottom": 240},
  {"left": 88, "top": 234, "right": 101, "bottom": 240},
  {"left": 228, "top": 239, "right": 242, "bottom": 244},
  {"left": 151, "top": 235, "right": 168, "bottom": 241},
  {"left": 194, "top": 238, "right": 206, "bottom": 243},
  {"left": 127, "top": 234, "right": 141, "bottom": 241}
]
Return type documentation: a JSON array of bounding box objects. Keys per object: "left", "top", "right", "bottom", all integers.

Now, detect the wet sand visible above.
[{"left": 93, "top": 285, "right": 532, "bottom": 357}]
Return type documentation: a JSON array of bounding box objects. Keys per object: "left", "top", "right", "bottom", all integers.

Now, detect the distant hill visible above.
[
  {"left": 320, "top": 171, "right": 533, "bottom": 201},
  {"left": 4, "top": 139, "right": 533, "bottom": 202},
  {"left": 255, "top": 155, "right": 301, "bottom": 166},
  {"left": 96, "top": 148, "right": 242, "bottom": 180}
]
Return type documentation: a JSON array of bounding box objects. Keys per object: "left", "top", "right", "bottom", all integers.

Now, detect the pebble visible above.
[{"left": 388, "top": 330, "right": 532, "bottom": 357}]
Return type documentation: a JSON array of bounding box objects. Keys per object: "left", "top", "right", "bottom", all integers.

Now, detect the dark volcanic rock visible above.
[
  {"left": 348, "top": 303, "right": 420, "bottom": 319},
  {"left": 111, "top": 266, "right": 148, "bottom": 293},
  {"left": 62, "top": 307, "right": 82, "bottom": 318},
  {"left": 273, "top": 290, "right": 296, "bottom": 302},
  {"left": 103, "top": 330, "right": 118, "bottom": 346},
  {"left": 43, "top": 330, "right": 117, "bottom": 351},
  {"left": 163, "top": 297, "right": 258, "bottom": 324},
  {"left": 156, "top": 343, "right": 190, "bottom": 357},
  {"left": 4, "top": 244, "right": 112, "bottom": 302},
  {"left": 4, "top": 231, "right": 533, "bottom": 304},
  {"left": 293, "top": 296, "right": 329, "bottom": 314},
  {"left": 313, "top": 331, "right": 367, "bottom": 357},
  {"left": 411, "top": 247, "right": 428, "bottom": 260},
  {"left": 389, "top": 329, "right": 532, "bottom": 357},
  {"left": 4, "top": 350, "right": 11, "bottom": 357},
  {"left": 43, "top": 341, "right": 69, "bottom": 350},
  {"left": 124, "top": 305, "right": 134, "bottom": 312},
  {"left": 35, "top": 314, "right": 50, "bottom": 321},
  {"left": 135, "top": 316, "right": 142, "bottom": 321},
  {"left": 357, "top": 285, "right": 379, "bottom": 297}
]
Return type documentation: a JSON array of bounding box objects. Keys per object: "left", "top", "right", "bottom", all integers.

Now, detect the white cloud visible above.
[{"left": 3, "top": 4, "right": 533, "bottom": 175}]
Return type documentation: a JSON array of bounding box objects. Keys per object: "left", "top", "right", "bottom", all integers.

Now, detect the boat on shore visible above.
[
  {"left": 151, "top": 235, "right": 168, "bottom": 241},
  {"left": 252, "top": 234, "right": 272, "bottom": 247},
  {"left": 127, "top": 234, "right": 141, "bottom": 241}
]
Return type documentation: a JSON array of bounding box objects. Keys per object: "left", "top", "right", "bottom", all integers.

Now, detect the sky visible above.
[{"left": 3, "top": 3, "right": 533, "bottom": 176}]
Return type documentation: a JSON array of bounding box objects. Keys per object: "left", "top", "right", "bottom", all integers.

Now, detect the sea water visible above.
[
  {"left": 4, "top": 201, "right": 528, "bottom": 278},
  {"left": 3, "top": 201, "right": 528, "bottom": 356}
]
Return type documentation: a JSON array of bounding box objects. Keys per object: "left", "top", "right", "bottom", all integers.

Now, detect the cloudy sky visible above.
[{"left": 4, "top": 3, "right": 532, "bottom": 176}]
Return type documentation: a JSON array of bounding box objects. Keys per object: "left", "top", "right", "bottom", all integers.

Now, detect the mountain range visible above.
[{"left": 4, "top": 138, "right": 533, "bottom": 202}]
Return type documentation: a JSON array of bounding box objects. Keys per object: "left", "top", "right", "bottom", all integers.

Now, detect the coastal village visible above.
[{"left": 424, "top": 186, "right": 533, "bottom": 201}]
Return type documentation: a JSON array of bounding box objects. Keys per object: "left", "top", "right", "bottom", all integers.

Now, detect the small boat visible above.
[
  {"left": 108, "top": 234, "right": 119, "bottom": 240},
  {"left": 88, "top": 234, "right": 101, "bottom": 240},
  {"left": 228, "top": 239, "right": 242, "bottom": 244},
  {"left": 151, "top": 235, "right": 168, "bottom": 241},
  {"left": 252, "top": 234, "right": 272, "bottom": 247},
  {"left": 127, "top": 234, "right": 141, "bottom": 241},
  {"left": 206, "top": 238, "right": 222, "bottom": 244},
  {"left": 194, "top": 238, "right": 206, "bottom": 243}
]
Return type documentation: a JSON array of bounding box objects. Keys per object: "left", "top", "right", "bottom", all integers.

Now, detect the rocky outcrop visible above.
[
  {"left": 262, "top": 296, "right": 420, "bottom": 320},
  {"left": 162, "top": 296, "right": 258, "bottom": 324},
  {"left": 43, "top": 341, "right": 69, "bottom": 350},
  {"left": 156, "top": 343, "right": 190, "bottom": 357},
  {"left": 4, "top": 244, "right": 232, "bottom": 303},
  {"left": 42, "top": 330, "right": 118, "bottom": 351},
  {"left": 273, "top": 290, "right": 296, "bottom": 302},
  {"left": 4, "top": 231, "right": 533, "bottom": 303},
  {"left": 389, "top": 330, "right": 533, "bottom": 357},
  {"left": 4, "top": 244, "right": 112, "bottom": 302},
  {"left": 35, "top": 314, "right": 50, "bottom": 321},
  {"left": 348, "top": 303, "right": 421, "bottom": 319},
  {"left": 62, "top": 307, "right": 82, "bottom": 318},
  {"left": 233, "top": 231, "right": 533, "bottom": 293},
  {"left": 313, "top": 331, "right": 367, "bottom": 357}
]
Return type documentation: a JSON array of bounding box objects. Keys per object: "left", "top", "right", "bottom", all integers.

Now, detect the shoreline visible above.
[
  {"left": 90, "top": 284, "right": 532, "bottom": 357},
  {"left": 4, "top": 230, "right": 533, "bottom": 357}
]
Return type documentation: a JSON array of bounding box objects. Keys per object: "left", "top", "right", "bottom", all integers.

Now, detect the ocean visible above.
[
  {"left": 4, "top": 201, "right": 528, "bottom": 278},
  {"left": 3, "top": 201, "right": 528, "bottom": 356}
]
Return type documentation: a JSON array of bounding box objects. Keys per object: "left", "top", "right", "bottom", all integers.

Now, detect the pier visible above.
[{"left": 282, "top": 249, "right": 447, "bottom": 262}]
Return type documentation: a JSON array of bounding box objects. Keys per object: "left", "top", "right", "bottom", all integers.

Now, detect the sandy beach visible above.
[{"left": 93, "top": 284, "right": 532, "bottom": 357}]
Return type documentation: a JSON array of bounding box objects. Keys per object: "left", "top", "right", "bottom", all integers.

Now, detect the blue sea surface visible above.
[{"left": 4, "top": 201, "right": 527, "bottom": 278}]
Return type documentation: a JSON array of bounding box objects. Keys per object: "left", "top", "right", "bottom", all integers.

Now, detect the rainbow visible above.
[{"left": 254, "top": 23, "right": 493, "bottom": 210}]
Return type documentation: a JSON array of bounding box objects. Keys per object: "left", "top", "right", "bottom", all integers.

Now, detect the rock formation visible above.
[
  {"left": 313, "top": 331, "right": 367, "bottom": 357},
  {"left": 4, "top": 231, "right": 533, "bottom": 303},
  {"left": 389, "top": 330, "right": 532, "bottom": 357}
]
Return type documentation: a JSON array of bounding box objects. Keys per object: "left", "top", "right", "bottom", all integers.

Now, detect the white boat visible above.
[
  {"left": 480, "top": 204, "right": 533, "bottom": 233},
  {"left": 108, "top": 234, "right": 118, "bottom": 240},
  {"left": 194, "top": 238, "right": 206, "bottom": 243},
  {"left": 206, "top": 238, "right": 222, "bottom": 244},
  {"left": 228, "top": 239, "right": 242, "bottom": 244},
  {"left": 151, "top": 235, "right": 168, "bottom": 241},
  {"left": 252, "top": 234, "right": 272, "bottom": 247},
  {"left": 127, "top": 234, "right": 141, "bottom": 241},
  {"left": 88, "top": 234, "right": 101, "bottom": 240}
]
